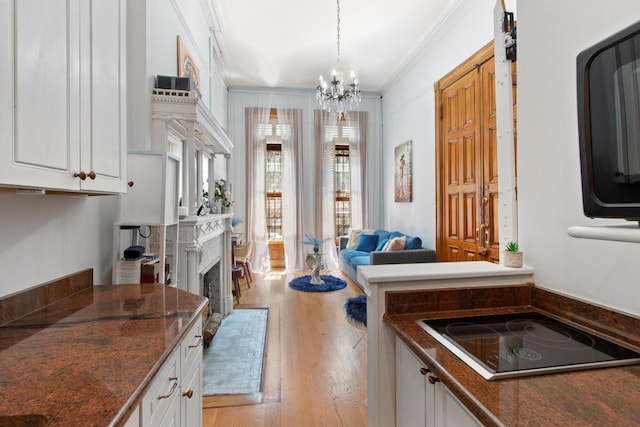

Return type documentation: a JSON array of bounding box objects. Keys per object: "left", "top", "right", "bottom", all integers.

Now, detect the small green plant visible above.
[{"left": 505, "top": 241, "right": 520, "bottom": 252}]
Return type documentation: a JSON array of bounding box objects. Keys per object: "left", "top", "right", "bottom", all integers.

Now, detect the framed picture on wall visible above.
[
  {"left": 394, "top": 140, "right": 412, "bottom": 202},
  {"left": 177, "top": 36, "right": 200, "bottom": 89}
]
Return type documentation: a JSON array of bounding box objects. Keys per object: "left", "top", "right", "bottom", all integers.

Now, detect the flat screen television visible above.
[{"left": 577, "top": 20, "right": 640, "bottom": 221}]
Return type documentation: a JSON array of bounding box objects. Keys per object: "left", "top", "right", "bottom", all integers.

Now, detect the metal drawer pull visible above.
[
  {"left": 188, "top": 335, "right": 203, "bottom": 349},
  {"left": 428, "top": 375, "right": 440, "bottom": 385},
  {"left": 182, "top": 389, "right": 194, "bottom": 399},
  {"left": 158, "top": 377, "right": 178, "bottom": 400}
]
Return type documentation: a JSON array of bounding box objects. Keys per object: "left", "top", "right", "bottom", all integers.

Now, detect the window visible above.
[
  {"left": 335, "top": 143, "right": 351, "bottom": 237},
  {"left": 266, "top": 139, "right": 282, "bottom": 240}
]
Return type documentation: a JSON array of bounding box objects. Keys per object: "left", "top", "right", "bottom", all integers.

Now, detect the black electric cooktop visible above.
[{"left": 417, "top": 312, "right": 640, "bottom": 380}]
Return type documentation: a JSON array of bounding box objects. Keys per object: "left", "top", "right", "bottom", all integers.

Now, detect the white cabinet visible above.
[
  {"left": 0, "top": 0, "right": 126, "bottom": 194},
  {"left": 123, "top": 406, "right": 140, "bottom": 427},
  {"left": 131, "top": 314, "right": 203, "bottom": 427},
  {"left": 120, "top": 153, "right": 181, "bottom": 225},
  {"left": 396, "top": 338, "right": 482, "bottom": 427}
]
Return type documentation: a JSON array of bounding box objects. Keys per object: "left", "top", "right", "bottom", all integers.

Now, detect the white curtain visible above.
[
  {"left": 245, "top": 104, "right": 272, "bottom": 274},
  {"left": 347, "top": 111, "right": 367, "bottom": 231},
  {"left": 315, "top": 110, "right": 368, "bottom": 270},
  {"left": 275, "top": 107, "right": 304, "bottom": 271},
  {"left": 315, "top": 110, "right": 339, "bottom": 270}
]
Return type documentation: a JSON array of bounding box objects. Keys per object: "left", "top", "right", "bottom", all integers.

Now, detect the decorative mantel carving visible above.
[
  {"left": 177, "top": 214, "right": 234, "bottom": 316},
  {"left": 151, "top": 88, "right": 233, "bottom": 154}
]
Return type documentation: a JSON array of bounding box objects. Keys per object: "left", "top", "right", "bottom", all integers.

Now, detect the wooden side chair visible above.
[
  {"left": 233, "top": 241, "right": 254, "bottom": 288},
  {"left": 231, "top": 266, "right": 244, "bottom": 304}
]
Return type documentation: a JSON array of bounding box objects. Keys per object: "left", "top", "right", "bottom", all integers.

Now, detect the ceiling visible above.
[{"left": 208, "top": 0, "right": 461, "bottom": 93}]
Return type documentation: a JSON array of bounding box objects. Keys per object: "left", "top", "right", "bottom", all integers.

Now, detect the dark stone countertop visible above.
[
  {"left": 384, "top": 284, "right": 640, "bottom": 427},
  {"left": 0, "top": 283, "right": 208, "bottom": 427}
]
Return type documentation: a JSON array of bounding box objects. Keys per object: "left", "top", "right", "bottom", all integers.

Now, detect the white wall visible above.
[
  {"left": 128, "top": 0, "right": 229, "bottom": 151},
  {"left": 517, "top": 1, "right": 640, "bottom": 315},
  {"left": 382, "top": 0, "right": 498, "bottom": 248},
  {"left": 0, "top": 193, "right": 118, "bottom": 296}
]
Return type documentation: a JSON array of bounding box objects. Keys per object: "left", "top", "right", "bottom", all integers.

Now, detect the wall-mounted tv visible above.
[{"left": 577, "top": 20, "right": 640, "bottom": 221}]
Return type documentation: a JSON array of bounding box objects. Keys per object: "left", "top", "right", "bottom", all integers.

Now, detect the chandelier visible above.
[{"left": 316, "top": 0, "right": 361, "bottom": 117}]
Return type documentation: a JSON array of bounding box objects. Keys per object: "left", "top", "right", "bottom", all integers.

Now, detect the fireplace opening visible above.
[{"left": 202, "top": 260, "right": 221, "bottom": 317}]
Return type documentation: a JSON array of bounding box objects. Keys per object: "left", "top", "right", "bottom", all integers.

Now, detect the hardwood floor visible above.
[{"left": 202, "top": 270, "right": 368, "bottom": 426}]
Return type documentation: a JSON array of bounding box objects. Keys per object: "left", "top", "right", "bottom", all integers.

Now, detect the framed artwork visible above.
[
  {"left": 394, "top": 140, "right": 412, "bottom": 202},
  {"left": 177, "top": 36, "right": 200, "bottom": 89}
]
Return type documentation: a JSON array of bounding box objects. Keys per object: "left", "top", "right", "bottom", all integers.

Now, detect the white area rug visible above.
[{"left": 202, "top": 308, "right": 268, "bottom": 395}]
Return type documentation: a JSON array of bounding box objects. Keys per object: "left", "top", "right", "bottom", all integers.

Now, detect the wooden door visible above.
[
  {"left": 480, "top": 60, "right": 500, "bottom": 263},
  {"left": 439, "top": 69, "right": 481, "bottom": 261},
  {"left": 436, "top": 42, "right": 513, "bottom": 263}
]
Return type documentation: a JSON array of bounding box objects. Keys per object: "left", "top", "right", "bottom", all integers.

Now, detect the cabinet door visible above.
[
  {"left": 396, "top": 339, "right": 427, "bottom": 427},
  {"left": 157, "top": 392, "right": 180, "bottom": 427},
  {"left": 434, "top": 384, "right": 482, "bottom": 427},
  {"left": 0, "top": 0, "right": 125, "bottom": 193},
  {"left": 181, "top": 356, "right": 202, "bottom": 427},
  {"left": 123, "top": 405, "right": 140, "bottom": 427},
  {"left": 79, "top": 0, "right": 126, "bottom": 193},
  {"left": 0, "top": 0, "right": 81, "bottom": 190}
]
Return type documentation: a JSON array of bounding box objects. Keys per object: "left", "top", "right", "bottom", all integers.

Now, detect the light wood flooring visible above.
[{"left": 202, "top": 270, "right": 368, "bottom": 426}]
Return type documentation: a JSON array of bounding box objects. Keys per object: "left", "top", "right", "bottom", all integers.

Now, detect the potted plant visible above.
[{"left": 503, "top": 241, "right": 523, "bottom": 268}]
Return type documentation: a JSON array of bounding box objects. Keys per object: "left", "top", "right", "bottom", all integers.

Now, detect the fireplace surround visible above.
[{"left": 175, "top": 214, "right": 233, "bottom": 316}]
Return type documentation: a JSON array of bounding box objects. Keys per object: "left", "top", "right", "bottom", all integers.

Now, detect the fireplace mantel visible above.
[{"left": 177, "top": 213, "right": 233, "bottom": 315}]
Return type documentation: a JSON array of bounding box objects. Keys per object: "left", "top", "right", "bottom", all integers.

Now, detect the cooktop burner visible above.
[{"left": 417, "top": 312, "right": 640, "bottom": 380}]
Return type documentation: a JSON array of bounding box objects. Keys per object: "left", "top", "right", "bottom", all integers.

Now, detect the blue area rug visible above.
[
  {"left": 202, "top": 308, "right": 268, "bottom": 395},
  {"left": 288, "top": 275, "right": 347, "bottom": 292},
  {"left": 344, "top": 295, "right": 367, "bottom": 327}
]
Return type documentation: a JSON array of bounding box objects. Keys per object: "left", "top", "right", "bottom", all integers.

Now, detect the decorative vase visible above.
[
  {"left": 213, "top": 200, "right": 222, "bottom": 214},
  {"left": 503, "top": 251, "right": 523, "bottom": 268}
]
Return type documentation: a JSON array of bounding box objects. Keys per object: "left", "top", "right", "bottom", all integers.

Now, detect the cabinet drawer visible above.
[
  {"left": 180, "top": 316, "right": 203, "bottom": 371},
  {"left": 141, "top": 348, "right": 179, "bottom": 427}
]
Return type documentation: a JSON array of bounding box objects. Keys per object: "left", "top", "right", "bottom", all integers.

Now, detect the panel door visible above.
[
  {"left": 396, "top": 339, "right": 428, "bottom": 427},
  {"left": 436, "top": 42, "right": 516, "bottom": 263},
  {"left": 480, "top": 60, "right": 500, "bottom": 263},
  {"left": 181, "top": 357, "right": 202, "bottom": 427},
  {"left": 79, "top": 0, "right": 127, "bottom": 193},
  {"left": 0, "top": 0, "right": 81, "bottom": 190},
  {"left": 440, "top": 70, "right": 481, "bottom": 262}
]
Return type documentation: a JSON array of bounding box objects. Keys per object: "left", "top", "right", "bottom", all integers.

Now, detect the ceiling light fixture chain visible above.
[
  {"left": 336, "top": 0, "right": 341, "bottom": 67},
  {"left": 316, "top": 0, "right": 361, "bottom": 118}
]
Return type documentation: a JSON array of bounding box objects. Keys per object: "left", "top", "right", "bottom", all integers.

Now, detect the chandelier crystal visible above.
[{"left": 316, "top": 0, "right": 361, "bottom": 117}]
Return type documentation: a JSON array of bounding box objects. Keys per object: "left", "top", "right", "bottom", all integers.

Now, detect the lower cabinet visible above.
[
  {"left": 395, "top": 338, "right": 482, "bottom": 427},
  {"left": 126, "top": 315, "right": 203, "bottom": 427}
]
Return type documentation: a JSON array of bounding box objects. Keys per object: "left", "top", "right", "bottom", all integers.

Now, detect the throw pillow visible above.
[
  {"left": 346, "top": 228, "right": 374, "bottom": 249},
  {"left": 405, "top": 236, "right": 423, "bottom": 249},
  {"left": 375, "top": 238, "right": 388, "bottom": 252},
  {"left": 356, "top": 234, "right": 379, "bottom": 252},
  {"left": 385, "top": 236, "right": 406, "bottom": 251}
]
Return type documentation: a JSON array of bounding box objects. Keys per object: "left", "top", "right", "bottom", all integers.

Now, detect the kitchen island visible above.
[
  {"left": 360, "top": 261, "right": 640, "bottom": 426},
  {"left": 0, "top": 269, "right": 208, "bottom": 426}
]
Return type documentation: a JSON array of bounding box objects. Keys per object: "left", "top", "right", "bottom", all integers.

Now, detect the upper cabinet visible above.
[{"left": 0, "top": 0, "right": 127, "bottom": 194}]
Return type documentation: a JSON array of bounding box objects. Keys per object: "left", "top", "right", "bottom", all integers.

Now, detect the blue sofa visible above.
[{"left": 339, "top": 229, "right": 436, "bottom": 287}]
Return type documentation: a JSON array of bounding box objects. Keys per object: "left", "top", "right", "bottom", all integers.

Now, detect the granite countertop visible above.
[
  {"left": 385, "top": 285, "right": 640, "bottom": 426},
  {"left": 0, "top": 283, "right": 208, "bottom": 427}
]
